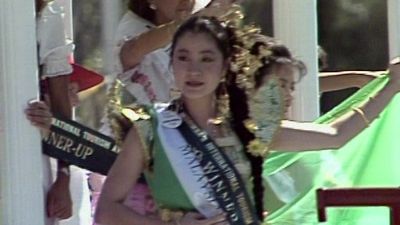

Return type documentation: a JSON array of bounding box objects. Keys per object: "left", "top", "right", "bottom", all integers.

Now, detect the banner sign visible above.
[{"left": 42, "top": 117, "right": 118, "bottom": 175}]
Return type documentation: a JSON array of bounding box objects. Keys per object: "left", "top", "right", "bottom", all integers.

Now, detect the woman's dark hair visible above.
[
  {"left": 128, "top": 0, "right": 156, "bottom": 23},
  {"left": 170, "top": 16, "right": 233, "bottom": 61},
  {"left": 170, "top": 16, "right": 306, "bottom": 220},
  {"left": 171, "top": 16, "right": 269, "bottom": 217}
]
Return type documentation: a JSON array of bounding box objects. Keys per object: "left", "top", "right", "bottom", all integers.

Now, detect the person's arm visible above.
[
  {"left": 319, "top": 71, "right": 383, "bottom": 93},
  {"left": 95, "top": 126, "right": 169, "bottom": 225},
  {"left": 37, "top": 1, "right": 74, "bottom": 219},
  {"left": 46, "top": 75, "right": 73, "bottom": 219},
  {"left": 47, "top": 75, "right": 72, "bottom": 118},
  {"left": 271, "top": 64, "right": 400, "bottom": 151},
  {"left": 120, "top": 0, "right": 231, "bottom": 72},
  {"left": 95, "top": 126, "right": 227, "bottom": 225},
  {"left": 120, "top": 20, "right": 179, "bottom": 71}
]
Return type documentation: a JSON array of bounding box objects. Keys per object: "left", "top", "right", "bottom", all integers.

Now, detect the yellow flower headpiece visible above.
[
  {"left": 222, "top": 13, "right": 272, "bottom": 96},
  {"left": 221, "top": 6, "right": 285, "bottom": 157}
]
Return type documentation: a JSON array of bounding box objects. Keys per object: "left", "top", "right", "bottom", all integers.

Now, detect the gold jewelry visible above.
[
  {"left": 211, "top": 80, "right": 230, "bottom": 125},
  {"left": 158, "top": 208, "right": 184, "bottom": 223},
  {"left": 352, "top": 106, "right": 370, "bottom": 127}
]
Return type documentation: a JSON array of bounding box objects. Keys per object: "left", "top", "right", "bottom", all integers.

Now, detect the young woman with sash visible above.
[
  {"left": 91, "top": 0, "right": 234, "bottom": 222},
  {"left": 94, "top": 14, "right": 400, "bottom": 225}
]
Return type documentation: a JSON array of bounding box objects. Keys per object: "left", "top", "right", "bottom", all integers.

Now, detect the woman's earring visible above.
[
  {"left": 212, "top": 78, "right": 230, "bottom": 124},
  {"left": 149, "top": 3, "right": 157, "bottom": 10}
]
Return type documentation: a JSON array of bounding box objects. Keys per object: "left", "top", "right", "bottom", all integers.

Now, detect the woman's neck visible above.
[{"left": 182, "top": 96, "right": 216, "bottom": 130}]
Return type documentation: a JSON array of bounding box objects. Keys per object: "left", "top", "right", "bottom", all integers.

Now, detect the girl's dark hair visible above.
[
  {"left": 228, "top": 35, "right": 306, "bottom": 219},
  {"left": 250, "top": 35, "right": 306, "bottom": 89},
  {"left": 170, "top": 16, "right": 233, "bottom": 61},
  {"left": 128, "top": 0, "right": 156, "bottom": 23}
]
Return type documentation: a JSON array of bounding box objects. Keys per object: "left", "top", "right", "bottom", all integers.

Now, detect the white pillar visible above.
[
  {"left": 0, "top": 0, "right": 45, "bottom": 224},
  {"left": 102, "top": 0, "right": 122, "bottom": 76},
  {"left": 388, "top": 0, "right": 400, "bottom": 59},
  {"left": 273, "top": 0, "right": 320, "bottom": 121}
]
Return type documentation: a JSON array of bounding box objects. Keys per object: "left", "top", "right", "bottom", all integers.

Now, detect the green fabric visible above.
[
  {"left": 263, "top": 74, "right": 400, "bottom": 225},
  {"left": 144, "top": 107, "right": 194, "bottom": 211}
]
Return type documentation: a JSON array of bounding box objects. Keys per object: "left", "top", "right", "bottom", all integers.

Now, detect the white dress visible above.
[
  {"left": 99, "top": 11, "right": 174, "bottom": 135},
  {"left": 113, "top": 11, "right": 174, "bottom": 105},
  {"left": 37, "top": 2, "right": 91, "bottom": 225}
]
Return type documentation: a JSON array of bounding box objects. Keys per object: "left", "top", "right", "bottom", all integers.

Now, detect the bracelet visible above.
[{"left": 352, "top": 106, "right": 370, "bottom": 127}]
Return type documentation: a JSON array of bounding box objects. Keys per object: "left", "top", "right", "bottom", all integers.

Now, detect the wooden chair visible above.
[{"left": 316, "top": 188, "right": 400, "bottom": 225}]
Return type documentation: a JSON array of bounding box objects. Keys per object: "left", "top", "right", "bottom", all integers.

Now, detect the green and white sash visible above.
[{"left": 155, "top": 105, "right": 259, "bottom": 225}]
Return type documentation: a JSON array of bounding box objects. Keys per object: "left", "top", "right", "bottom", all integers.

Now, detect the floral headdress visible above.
[{"left": 222, "top": 6, "right": 286, "bottom": 157}]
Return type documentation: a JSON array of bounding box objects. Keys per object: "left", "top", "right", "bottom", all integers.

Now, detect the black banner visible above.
[{"left": 42, "top": 117, "right": 118, "bottom": 175}]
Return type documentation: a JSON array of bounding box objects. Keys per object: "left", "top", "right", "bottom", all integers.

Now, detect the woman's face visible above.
[
  {"left": 151, "top": 0, "right": 194, "bottom": 22},
  {"left": 172, "top": 31, "right": 227, "bottom": 100}
]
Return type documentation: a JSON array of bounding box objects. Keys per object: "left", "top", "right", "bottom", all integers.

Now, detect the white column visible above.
[
  {"left": 102, "top": 0, "right": 122, "bottom": 76},
  {"left": 0, "top": 0, "right": 45, "bottom": 225},
  {"left": 388, "top": 0, "right": 400, "bottom": 59},
  {"left": 273, "top": 0, "right": 320, "bottom": 121}
]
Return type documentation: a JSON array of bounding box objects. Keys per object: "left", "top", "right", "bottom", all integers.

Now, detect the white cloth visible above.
[
  {"left": 37, "top": 1, "right": 73, "bottom": 79},
  {"left": 57, "top": 165, "right": 92, "bottom": 225},
  {"left": 113, "top": 11, "right": 174, "bottom": 104},
  {"left": 99, "top": 11, "right": 174, "bottom": 135}
]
